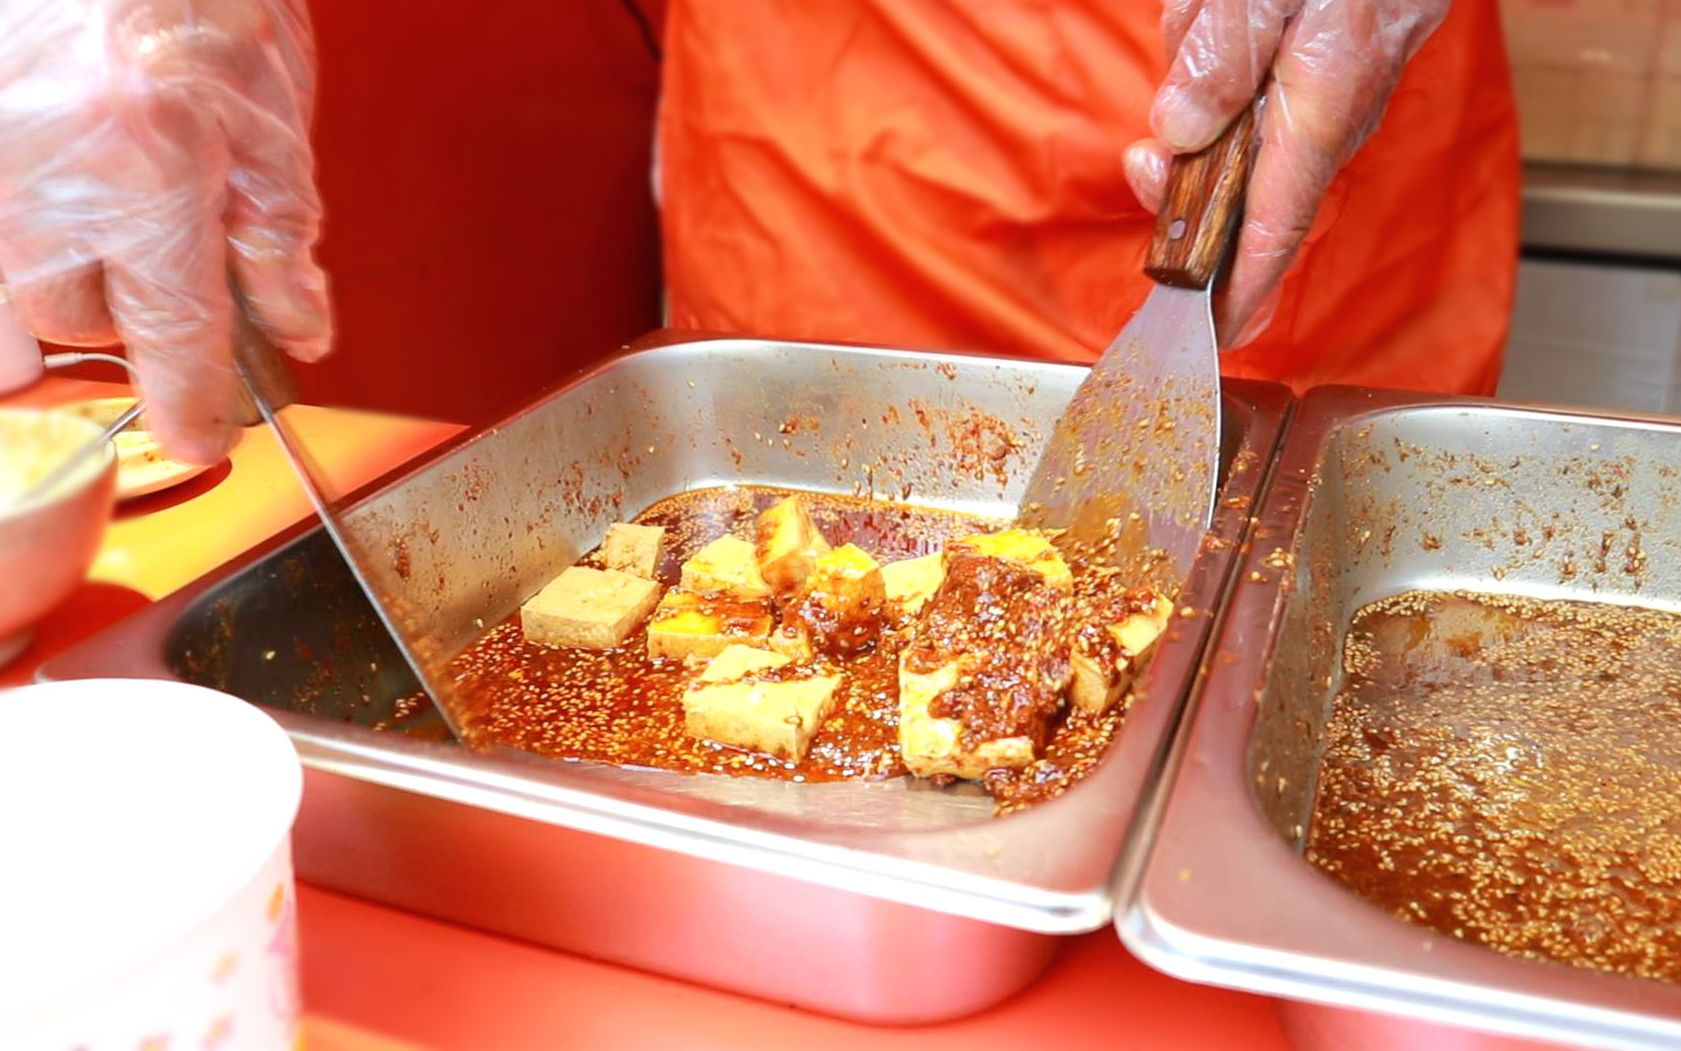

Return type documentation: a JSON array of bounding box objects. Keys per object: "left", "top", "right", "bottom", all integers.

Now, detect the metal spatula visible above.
[
  {"left": 228, "top": 287, "right": 480, "bottom": 747},
  {"left": 1018, "top": 105, "right": 1257, "bottom": 593}
]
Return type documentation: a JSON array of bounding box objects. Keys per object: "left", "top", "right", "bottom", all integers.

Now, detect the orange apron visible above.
[{"left": 658, "top": 0, "right": 1519, "bottom": 396}]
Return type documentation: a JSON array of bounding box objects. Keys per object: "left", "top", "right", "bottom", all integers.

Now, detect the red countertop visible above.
[
  {"left": 3, "top": 379, "right": 1293, "bottom": 1051},
  {"left": 299, "top": 884, "right": 1293, "bottom": 1051}
]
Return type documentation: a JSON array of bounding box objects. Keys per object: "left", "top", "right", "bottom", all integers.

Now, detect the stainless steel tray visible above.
[
  {"left": 43, "top": 334, "right": 1288, "bottom": 1022},
  {"left": 1125, "top": 386, "right": 1681, "bottom": 1049}
]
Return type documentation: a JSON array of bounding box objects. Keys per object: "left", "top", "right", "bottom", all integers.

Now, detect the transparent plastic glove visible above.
[
  {"left": 0, "top": 292, "right": 42, "bottom": 393},
  {"left": 1124, "top": 0, "right": 1450, "bottom": 346},
  {"left": 0, "top": 0, "right": 330, "bottom": 464}
]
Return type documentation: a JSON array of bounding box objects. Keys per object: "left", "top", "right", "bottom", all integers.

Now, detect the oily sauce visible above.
[
  {"left": 1308, "top": 590, "right": 1681, "bottom": 983},
  {"left": 406, "top": 486, "right": 1137, "bottom": 810}
]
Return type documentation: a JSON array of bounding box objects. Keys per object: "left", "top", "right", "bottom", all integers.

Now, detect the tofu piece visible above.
[
  {"left": 598, "top": 522, "right": 665, "bottom": 579},
  {"left": 776, "top": 543, "right": 888, "bottom": 658},
  {"left": 898, "top": 655, "right": 1035, "bottom": 779},
  {"left": 683, "top": 644, "right": 844, "bottom": 761},
  {"left": 768, "top": 621, "right": 814, "bottom": 662},
  {"left": 1069, "top": 592, "right": 1174, "bottom": 714},
  {"left": 880, "top": 553, "right": 945, "bottom": 620},
  {"left": 520, "top": 566, "right": 662, "bottom": 650},
  {"left": 897, "top": 550, "right": 1073, "bottom": 779},
  {"left": 646, "top": 590, "right": 775, "bottom": 661},
  {"left": 755, "top": 496, "right": 831, "bottom": 593},
  {"left": 680, "top": 535, "right": 773, "bottom": 599},
  {"left": 947, "top": 529, "right": 1072, "bottom": 589}
]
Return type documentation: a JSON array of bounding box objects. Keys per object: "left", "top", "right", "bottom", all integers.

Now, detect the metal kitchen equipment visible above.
[
  {"left": 1125, "top": 386, "right": 1681, "bottom": 1050},
  {"left": 42, "top": 333, "right": 1289, "bottom": 1023},
  {"left": 227, "top": 291, "right": 474, "bottom": 745},
  {"left": 1019, "top": 106, "right": 1254, "bottom": 590}
]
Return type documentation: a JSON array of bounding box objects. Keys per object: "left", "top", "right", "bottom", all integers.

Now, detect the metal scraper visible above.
[
  {"left": 1018, "top": 105, "right": 1257, "bottom": 594},
  {"left": 228, "top": 287, "right": 480, "bottom": 747}
]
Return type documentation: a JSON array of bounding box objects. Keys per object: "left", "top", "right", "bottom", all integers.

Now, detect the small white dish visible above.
[{"left": 61, "top": 398, "right": 235, "bottom": 501}]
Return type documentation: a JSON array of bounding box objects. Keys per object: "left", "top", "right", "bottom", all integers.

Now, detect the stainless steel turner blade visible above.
[
  {"left": 228, "top": 287, "right": 479, "bottom": 748},
  {"left": 1018, "top": 104, "right": 1257, "bottom": 594}
]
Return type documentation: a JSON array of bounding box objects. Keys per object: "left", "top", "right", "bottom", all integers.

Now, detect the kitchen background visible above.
[
  {"left": 1499, "top": 0, "right": 1681, "bottom": 413},
  {"left": 268, "top": 0, "right": 1681, "bottom": 422}
]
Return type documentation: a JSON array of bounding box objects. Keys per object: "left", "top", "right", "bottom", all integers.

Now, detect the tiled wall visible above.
[{"left": 1504, "top": 0, "right": 1681, "bottom": 168}]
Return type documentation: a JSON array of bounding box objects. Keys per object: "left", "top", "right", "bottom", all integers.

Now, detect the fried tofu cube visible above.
[
  {"left": 598, "top": 522, "right": 665, "bottom": 579},
  {"left": 880, "top": 553, "right": 945, "bottom": 619},
  {"left": 820, "top": 541, "right": 876, "bottom": 574},
  {"left": 1069, "top": 655, "right": 1117, "bottom": 715},
  {"left": 777, "top": 543, "right": 888, "bottom": 658},
  {"left": 680, "top": 535, "right": 773, "bottom": 599},
  {"left": 520, "top": 566, "right": 662, "bottom": 650},
  {"left": 683, "top": 644, "right": 844, "bottom": 761},
  {"left": 646, "top": 590, "right": 775, "bottom": 661},
  {"left": 898, "top": 655, "right": 1035, "bottom": 779},
  {"left": 897, "top": 548, "right": 1074, "bottom": 779},
  {"left": 768, "top": 621, "right": 814, "bottom": 662},
  {"left": 755, "top": 496, "right": 831, "bottom": 592},
  {"left": 947, "top": 529, "right": 1073, "bottom": 589},
  {"left": 1070, "top": 592, "right": 1173, "bottom": 714}
]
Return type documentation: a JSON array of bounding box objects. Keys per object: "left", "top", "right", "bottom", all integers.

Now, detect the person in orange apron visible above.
[
  {"left": 658, "top": 0, "right": 1520, "bottom": 397},
  {"left": 0, "top": 0, "right": 327, "bottom": 466},
  {"left": 0, "top": 0, "right": 1518, "bottom": 463}
]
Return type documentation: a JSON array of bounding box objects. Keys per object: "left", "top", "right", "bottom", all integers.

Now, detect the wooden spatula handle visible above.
[
  {"left": 228, "top": 280, "right": 301, "bottom": 424},
  {"left": 1142, "top": 103, "right": 1259, "bottom": 290}
]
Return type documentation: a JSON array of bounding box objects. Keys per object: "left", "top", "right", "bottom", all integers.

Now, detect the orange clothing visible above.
[{"left": 657, "top": 0, "right": 1520, "bottom": 396}]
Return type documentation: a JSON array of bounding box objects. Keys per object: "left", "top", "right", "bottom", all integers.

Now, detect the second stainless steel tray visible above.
[{"left": 1126, "top": 386, "right": 1681, "bottom": 1050}]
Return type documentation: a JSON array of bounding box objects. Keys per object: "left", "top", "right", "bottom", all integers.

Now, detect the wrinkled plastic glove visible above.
[
  {"left": 0, "top": 0, "right": 331, "bottom": 464},
  {"left": 1124, "top": 0, "right": 1450, "bottom": 347}
]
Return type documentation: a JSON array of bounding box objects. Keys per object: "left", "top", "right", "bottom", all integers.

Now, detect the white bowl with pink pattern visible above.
[{"left": 0, "top": 680, "right": 303, "bottom": 1051}]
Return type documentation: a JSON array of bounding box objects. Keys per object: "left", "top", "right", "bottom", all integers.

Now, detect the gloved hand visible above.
[
  {"left": 0, "top": 0, "right": 331, "bottom": 464},
  {"left": 1124, "top": 0, "right": 1450, "bottom": 346}
]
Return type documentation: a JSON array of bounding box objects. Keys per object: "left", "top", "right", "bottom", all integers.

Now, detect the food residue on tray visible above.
[
  {"left": 395, "top": 486, "right": 1172, "bottom": 813},
  {"left": 1308, "top": 590, "right": 1681, "bottom": 983}
]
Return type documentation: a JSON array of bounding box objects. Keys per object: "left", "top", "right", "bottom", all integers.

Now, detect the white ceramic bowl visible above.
[
  {"left": 0, "top": 680, "right": 304, "bottom": 1050},
  {"left": 0, "top": 408, "right": 118, "bottom": 666}
]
